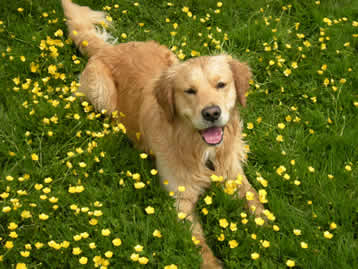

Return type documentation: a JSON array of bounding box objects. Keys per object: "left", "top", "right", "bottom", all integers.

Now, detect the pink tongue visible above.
[{"left": 201, "top": 127, "right": 223, "bottom": 145}]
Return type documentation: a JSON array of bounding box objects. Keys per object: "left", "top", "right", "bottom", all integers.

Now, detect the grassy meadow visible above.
[{"left": 0, "top": 0, "right": 358, "bottom": 268}]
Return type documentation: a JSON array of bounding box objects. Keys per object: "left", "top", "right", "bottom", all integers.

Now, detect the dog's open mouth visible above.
[{"left": 200, "top": 127, "right": 224, "bottom": 145}]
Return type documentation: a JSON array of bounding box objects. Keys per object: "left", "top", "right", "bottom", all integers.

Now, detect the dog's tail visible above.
[{"left": 62, "top": 0, "right": 115, "bottom": 57}]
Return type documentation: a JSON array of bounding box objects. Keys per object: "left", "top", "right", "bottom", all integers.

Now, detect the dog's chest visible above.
[
  {"left": 203, "top": 148, "right": 217, "bottom": 172},
  {"left": 202, "top": 146, "right": 241, "bottom": 180}
]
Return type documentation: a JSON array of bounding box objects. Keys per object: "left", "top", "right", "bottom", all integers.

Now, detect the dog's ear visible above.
[
  {"left": 154, "top": 71, "right": 176, "bottom": 122},
  {"left": 228, "top": 59, "right": 252, "bottom": 107}
]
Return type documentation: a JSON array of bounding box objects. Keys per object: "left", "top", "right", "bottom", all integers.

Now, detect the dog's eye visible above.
[
  {"left": 216, "top": 82, "right": 226, "bottom": 89},
  {"left": 185, "top": 88, "right": 197, "bottom": 95}
]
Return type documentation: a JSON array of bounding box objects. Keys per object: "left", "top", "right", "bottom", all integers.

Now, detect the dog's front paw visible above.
[
  {"left": 247, "top": 199, "right": 266, "bottom": 218},
  {"left": 199, "top": 242, "right": 223, "bottom": 269},
  {"left": 201, "top": 256, "right": 223, "bottom": 269}
]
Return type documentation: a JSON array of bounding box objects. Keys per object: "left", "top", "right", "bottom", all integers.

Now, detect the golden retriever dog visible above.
[{"left": 62, "top": 0, "right": 265, "bottom": 268}]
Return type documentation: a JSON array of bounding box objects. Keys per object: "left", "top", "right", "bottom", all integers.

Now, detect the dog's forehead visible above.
[
  {"left": 181, "top": 56, "right": 231, "bottom": 84},
  {"left": 202, "top": 56, "right": 230, "bottom": 74}
]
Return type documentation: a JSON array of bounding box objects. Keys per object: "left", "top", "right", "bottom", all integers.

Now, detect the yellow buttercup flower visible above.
[
  {"left": 140, "top": 153, "right": 148, "bottom": 159},
  {"left": 72, "top": 247, "right": 82, "bottom": 255},
  {"left": 164, "top": 265, "right": 178, "bottom": 269},
  {"left": 131, "top": 253, "right": 139, "bottom": 261},
  {"left": 308, "top": 166, "right": 315, "bottom": 173},
  {"left": 245, "top": 191, "right": 255, "bottom": 201},
  {"left": 9, "top": 231, "right": 18, "bottom": 238},
  {"left": 276, "top": 135, "right": 284, "bottom": 142},
  {"left": 145, "top": 206, "right": 155, "bottom": 214},
  {"left": 79, "top": 257, "right": 88, "bottom": 264},
  {"left": 5, "top": 241, "right": 14, "bottom": 249},
  {"left": 16, "top": 264, "right": 27, "bottom": 269},
  {"left": 132, "top": 173, "right": 141, "bottom": 180},
  {"left": 259, "top": 189, "right": 268, "bottom": 203},
  {"left": 219, "top": 218, "right": 229, "bottom": 228},
  {"left": 255, "top": 217, "right": 265, "bottom": 226},
  {"left": 277, "top": 123, "right": 286, "bottom": 129},
  {"left": 78, "top": 162, "right": 87, "bottom": 168},
  {"left": 134, "top": 245, "right": 144, "bottom": 252},
  {"left": 204, "top": 195, "right": 212, "bottom": 205},
  {"left": 345, "top": 165, "right": 352, "bottom": 171},
  {"left": 201, "top": 208, "right": 208, "bottom": 215},
  {"left": 30, "top": 62, "right": 39, "bottom": 72},
  {"left": 323, "top": 231, "right": 333, "bottom": 239},
  {"left": 134, "top": 182, "right": 145, "bottom": 189},
  {"left": 153, "top": 229, "right": 162, "bottom": 238},
  {"left": 229, "top": 222, "right": 237, "bottom": 232},
  {"left": 8, "top": 222, "right": 18, "bottom": 230},
  {"left": 178, "top": 212, "right": 187, "bottom": 219},
  {"left": 178, "top": 185, "right": 186, "bottom": 192},
  {"left": 273, "top": 225, "right": 280, "bottom": 231},
  {"left": 138, "top": 257, "right": 149, "bottom": 265},
  {"left": 330, "top": 222, "right": 337, "bottom": 230},
  {"left": 104, "top": 251, "right": 113, "bottom": 258},
  {"left": 182, "top": 6, "right": 189, "bottom": 13},
  {"left": 261, "top": 240, "right": 270, "bottom": 248},
  {"left": 211, "top": 174, "right": 223, "bottom": 182},
  {"left": 112, "top": 238, "right": 122, "bottom": 246},
  {"left": 228, "top": 240, "right": 238, "bottom": 248},
  {"left": 101, "top": 229, "right": 111, "bottom": 236},
  {"left": 39, "top": 213, "right": 49, "bottom": 220},
  {"left": 283, "top": 68, "right": 292, "bottom": 76},
  {"left": 21, "top": 210, "right": 32, "bottom": 219},
  {"left": 286, "top": 259, "right": 296, "bottom": 267},
  {"left": 217, "top": 233, "right": 225, "bottom": 241},
  {"left": 301, "top": 242, "right": 308, "bottom": 248}
]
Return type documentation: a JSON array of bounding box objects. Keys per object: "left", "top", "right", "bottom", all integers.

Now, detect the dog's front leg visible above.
[
  {"left": 229, "top": 162, "right": 265, "bottom": 217},
  {"left": 175, "top": 193, "right": 223, "bottom": 269},
  {"left": 156, "top": 157, "right": 222, "bottom": 268},
  {"left": 237, "top": 173, "right": 265, "bottom": 216}
]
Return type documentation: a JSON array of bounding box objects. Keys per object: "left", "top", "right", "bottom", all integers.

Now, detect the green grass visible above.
[{"left": 1, "top": 0, "right": 358, "bottom": 268}]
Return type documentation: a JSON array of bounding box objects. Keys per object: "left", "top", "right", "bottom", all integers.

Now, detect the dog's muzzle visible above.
[{"left": 200, "top": 105, "right": 224, "bottom": 145}]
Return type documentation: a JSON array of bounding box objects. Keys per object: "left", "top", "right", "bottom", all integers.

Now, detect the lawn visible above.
[{"left": 0, "top": 0, "right": 357, "bottom": 268}]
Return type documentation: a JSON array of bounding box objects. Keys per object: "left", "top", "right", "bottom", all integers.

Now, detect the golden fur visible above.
[{"left": 62, "top": 1, "right": 264, "bottom": 268}]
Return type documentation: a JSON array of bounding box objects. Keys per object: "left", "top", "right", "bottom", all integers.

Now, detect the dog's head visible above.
[{"left": 154, "top": 55, "right": 251, "bottom": 146}]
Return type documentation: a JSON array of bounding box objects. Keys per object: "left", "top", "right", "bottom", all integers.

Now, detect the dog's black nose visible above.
[{"left": 202, "top": 105, "right": 221, "bottom": 122}]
